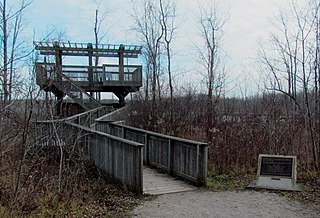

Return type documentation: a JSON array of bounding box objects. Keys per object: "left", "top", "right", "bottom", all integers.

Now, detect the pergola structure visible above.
[{"left": 35, "top": 41, "right": 142, "bottom": 114}]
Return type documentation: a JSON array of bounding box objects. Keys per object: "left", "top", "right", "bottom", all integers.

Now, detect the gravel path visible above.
[{"left": 131, "top": 190, "right": 319, "bottom": 218}]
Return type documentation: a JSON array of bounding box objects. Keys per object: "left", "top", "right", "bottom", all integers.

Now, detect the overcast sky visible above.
[{"left": 24, "top": 0, "right": 307, "bottom": 97}]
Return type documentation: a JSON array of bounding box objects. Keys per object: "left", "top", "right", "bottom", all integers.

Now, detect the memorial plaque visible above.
[
  {"left": 260, "top": 156, "right": 293, "bottom": 178},
  {"left": 247, "top": 154, "right": 303, "bottom": 191}
]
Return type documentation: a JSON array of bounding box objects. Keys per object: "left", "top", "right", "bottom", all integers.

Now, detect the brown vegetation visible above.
[
  {"left": 128, "top": 92, "right": 320, "bottom": 174},
  {"left": 0, "top": 102, "right": 140, "bottom": 217}
]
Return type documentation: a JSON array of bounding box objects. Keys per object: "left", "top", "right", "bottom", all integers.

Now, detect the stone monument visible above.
[{"left": 248, "top": 154, "right": 303, "bottom": 191}]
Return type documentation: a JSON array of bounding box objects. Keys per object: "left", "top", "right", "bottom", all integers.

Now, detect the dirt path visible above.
[{"left": 131, "top": 190, "right": 319, "bottom": 218}]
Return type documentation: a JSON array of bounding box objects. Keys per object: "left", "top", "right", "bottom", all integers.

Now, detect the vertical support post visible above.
[
  {"left": 79, "top": 87, "right": 83, "bottom": 106},
  {"left": 119, "top": 44, "right": 124, "bottom": 82},
  {"left": 54, "top": 41, "right": 63, "bottom": 116},
  {"left": 102, "top": 65, "right": 107, "bottom": 84},
  {"left": 43, "top": 56, "right": 47, "bottom": 79},
  {"left": 122, "top": 142, "right": 125, "bottom": 185},
  {"left": 119, "top": 95, "right": 125, "bottom": 107},
  {"left": 54, "top": 41, "right": 62, "bottom": 83},
  {"left": 167, "top": 139, "right": 174, "bottom": 175},
  {"left": 122, "top": 125, "right": 126, "bottom": 139},
  {"left": 203, "top": 145, "right": 208, "bottom": 186},
  {"left": 135, "top": 144, "right": 143, "bottom": 195},
  {"left": 144, "top": 133, "right": 149, "bottom": 165},
  {"left": 87, "top": 43, "right": 94, "bottom": 97},
  {"left": 196, "top": 144, "right": 200, "bottom": 186},
  {"left": 89, "top": 112, "right": 92, "bottom": 127}
]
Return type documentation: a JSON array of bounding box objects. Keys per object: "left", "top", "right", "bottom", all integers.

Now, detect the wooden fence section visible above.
[
  {"left": 96, "top": 121, "right": 208, "bottom": 186},
  {"left": 34, "top": 120, "right": 144, "bottom": 194}
]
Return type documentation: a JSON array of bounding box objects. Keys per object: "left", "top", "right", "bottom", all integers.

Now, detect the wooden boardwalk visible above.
[{"left": 143, "top": 166, "right": 197, "bottom": 195}]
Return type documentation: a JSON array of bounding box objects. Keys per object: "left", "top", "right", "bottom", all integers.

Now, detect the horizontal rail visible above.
[
  {"left": 36, "top": 106, "right": 111, "bottom": 128},
  {"left": 95, "top": 105, "right": 131, "bottom": 123},
  {"left": 67, "top": 122, "right": 144, "bottom": 147},
  {"left": 98, "top": 121, "right": 207, "bottom": 146},
  {"left": 36, "top": 62, "right": 142, "bottom": 85},
  {"left": 34, "top": 119, "right": 144, "bottom": 194},
  {"left": 96, "top": 121, "right": 208, "bottom": 186}
]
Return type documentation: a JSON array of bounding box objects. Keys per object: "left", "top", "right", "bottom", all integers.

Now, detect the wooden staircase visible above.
[{"left": 36, "top": 63, "right": 103, "bottom": 111}]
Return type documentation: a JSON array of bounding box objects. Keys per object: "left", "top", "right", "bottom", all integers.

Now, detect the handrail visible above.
[
  {"left": 36, "top": 62, "right": 142, "bottom": 84},
  {"left": 36, "top": 106, "right": 110, "bottom": 129},
  {"left": 58, "top": 70, "right": 102, "bottom": 108},
  {"left": 106, "top": 122, "right": 207, "bottom": 147},
  {"left": 35, "top": 62, "right": 103, "bottom": 110},
  {"left": 95, "top": 105, "right": 130, "bottom": 122},
  {"left": 34, "top": 118, "right": 144, "bottom": 194},
  {"left": 66, "top": 122, "right": 144, "bottom": 147},
  {"left": 96, "top": 120, "right": 208, "bottom": 186}
]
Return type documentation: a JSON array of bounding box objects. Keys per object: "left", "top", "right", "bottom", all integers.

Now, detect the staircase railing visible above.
[
  {"left": 36, "top": 62, "right": 102, "bottom": 110},
  {"left": 58, "top": 72, "right": 102, "bottom": 110}
]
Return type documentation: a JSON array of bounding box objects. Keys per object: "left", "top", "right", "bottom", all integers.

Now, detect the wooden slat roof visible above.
[{"left": 34, "top": 41, "right": 142, "bottom": 58}]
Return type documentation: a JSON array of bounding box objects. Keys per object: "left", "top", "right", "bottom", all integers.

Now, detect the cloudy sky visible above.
[{"left": 23, "top": 0, "right": 307, "bottom": 97}]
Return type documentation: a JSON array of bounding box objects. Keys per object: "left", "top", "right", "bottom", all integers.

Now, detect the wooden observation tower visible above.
[{"left": 34, "top": 41, "right": 142, "bottom": 114}]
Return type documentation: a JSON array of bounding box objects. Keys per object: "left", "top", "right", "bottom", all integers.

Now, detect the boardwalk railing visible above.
[
  {"left": 39, "top": 106, "right": 111, "bottom": 128},
  {"left": 96, "top": 121, "right": 208, "bottom": 186},
  {"left": 95, "top": 105, "right": 131, "bottom": 128},
  {"left": 34, "top": 105, "right": 208, "bottom": 194},
  {"left": 35, "top": 120, "right": 144, "bottom": 194},
  {"left": 34, "top": 107, "right": 144, "bottom": 194}
]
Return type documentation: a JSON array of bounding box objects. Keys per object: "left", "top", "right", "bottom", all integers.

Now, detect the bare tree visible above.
[
  {"left": 93, "top": 1, "right": 110, "bottom": 100},
  {"left": 195, "top": 2, "right": 227, "bottom": 142},
  {"left": 0, "top": 0, "right": 32, "bottom": 178},
  {"left": 131, "top": 0, "right": 164, "bottom": 101},
  {"left": 0, "top": 0, "right": 32, "bottom": 107},
  {"left": 260, "top": 0, "right": 320, "bottom": 169},
  {"left": 159, "top": 0, "right": 177, "bottom": 127},
  {"left": 93, "top": 1, "right": 110, "bottom": 65}
]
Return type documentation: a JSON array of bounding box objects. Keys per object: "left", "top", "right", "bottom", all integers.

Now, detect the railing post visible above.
[
  {"left": 89, "top": 112, "right": 92, "bottom": 126},
  {"left": 167, "top": 139, "right": 174, "bottom": 175},
  {"left": 118, "top": 44, "right": 124, "bottom": 81},
  {"left": 136, "top": 145, "right": 143, "bottom": 195},
  {"left": 122, "top": 125, "right": 126, "bottom": 139},
  {"left": 203, "top": 145, "right": 208, "bottom": 186},
  {"left": 196, "top": 144, "right": 200, "bottom": 185},
  {"left": 80, "top": 91, "right": 83, "bottom": 103},
  {"left": 87, "top": 43, "right": 94, "bottom": 86},
  {"left": 145, "top": 133, "right": 149, "bottom": 165}
]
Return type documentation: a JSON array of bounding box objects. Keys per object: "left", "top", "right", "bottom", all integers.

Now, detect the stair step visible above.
[{"left": 49, "top": 74, "right": 102, "bottom": 111}]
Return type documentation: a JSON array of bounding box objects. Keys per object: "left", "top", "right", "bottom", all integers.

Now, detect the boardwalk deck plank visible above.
[{"left": 143, "top": 166, "right": 197, "bottom": 195}]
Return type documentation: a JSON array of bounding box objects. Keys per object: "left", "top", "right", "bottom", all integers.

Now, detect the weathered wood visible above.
[
  {"left": 34, "top": 41, "right": 142, "bottom": 108},
  {"left": 34, "top": 118, "right": 144, "bottom": 195},
  {"left": 143, "top": 166, "right": 197, "bottom": 195},
  {"left": 35, "top": 106, "right": 206, "bottom": 194},
  {"left": 34, "top": 41, "right": 142, "bottom": 58},
  {"left": 96, "top": 121, "right": 208, "bottom": 186},
  {"left": 36, "top": 63, "right": 142, "bottom": 92},
  {"left": 36, "top": 106, "right": 110, "bottom": 128},
  {"left": 74, "top": 122, "right": 144, "bottom": 194}
]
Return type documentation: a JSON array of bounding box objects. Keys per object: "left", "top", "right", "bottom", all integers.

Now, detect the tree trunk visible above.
[{"left": 2, "top": 0, "right": 8, "bottom": 106}]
